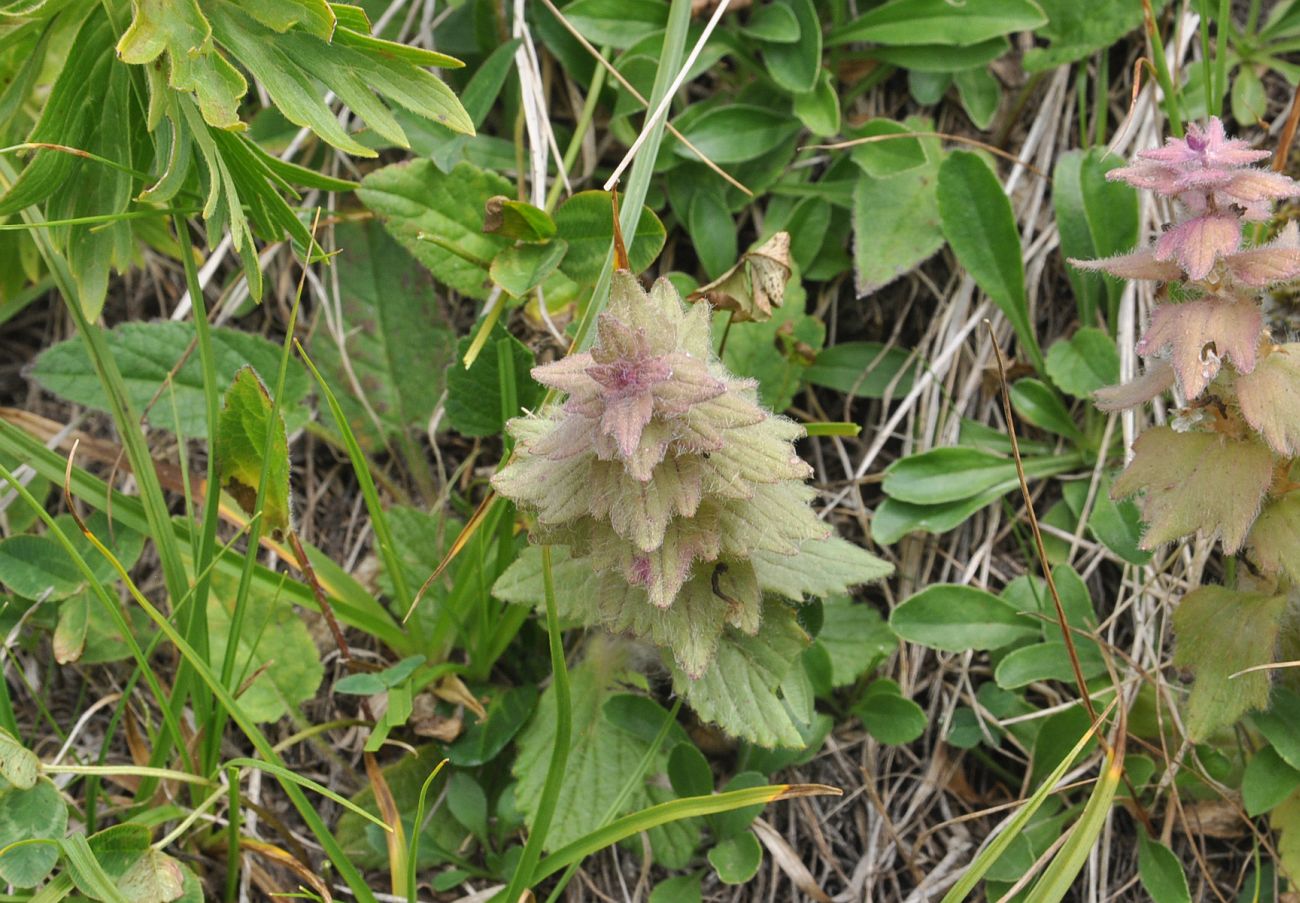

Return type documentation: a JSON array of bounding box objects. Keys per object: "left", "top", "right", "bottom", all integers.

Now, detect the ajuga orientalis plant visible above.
[
  {"left": 493, "top": 270, "right": 892, "bottom": 747},
  {"left": 1073, "top": 116, "right": 1300, "bottom": 738}
]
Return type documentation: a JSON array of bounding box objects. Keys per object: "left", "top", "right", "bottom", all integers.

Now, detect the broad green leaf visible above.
[
  {"left": 761, "top": 0, "right": 822, "bottom": 92},
  {"left": 687, "top": 191, "right": 736, "bottom": 280},
  {"left": 938, "top": 151, "right": 1042, "bottom": 371},
  {"left": 751, "top": 535, "right": 893, "bottom": 602},
  {"left": 446, "top": 772, "right": 488, "bottom": 840},
  {"left": 217, "top": 367, "right": 291, "bottom": 536},
  {"left": 1113, "top": 428, "right": 1274, "bottom": 553},
  {"left": 884, "top": 447, "right": 1075, "bottom": 505},
  {"left": 1260, "top": 691, "right": 1300, "bottom": 774},
  {"left": 448, "top": 686, "right": 539, "bottom": 767},
  {"left": 31, "top": 322, "right": 310, "bottom": 439},
  {"left": 514, "top": 648, "right": 667, "bottom": 849},
  {"left": 954, "top": 66, "right": 999, "bottom": 129},
  {"left": 890, "top": 585, "right": 1038, "bottom": 651},
  {"left": 994, "top": 641, "right": 1107, "bottom": 689},
  {"left": 815, "top": 596, "right": 897, "bottom": 687},
  {"left": 1053, "top": 149, "right": 1138, "bottom": 327},
  {"left": 483, "top": 197, "right": 557, "bottom": 242},
  {"left": 805, "top": 341, "right": 918, "bottom": 397},
  {"left": 742, "top": 3, "right": 799, "bottom": 41},
  {"left": 1025, "top": 0, "right": 1165, "bottom": 71},
  {"left": 1173, "top": 585, "right": 1285, "bottom": 741},
  {"left": 651, "top": 875, "right": 703, "bottom": 903},
  {"left": 830, "top": 0, "right": 1046, "bottom": 46},
  {"left": 0, "top": 778, "right": 66, "bottom": 886},
  {"left": 872, "top": 484, "right": 1021, "bottom": 544},
  {"left": 308, "top": 220, "right": 457, "bottom": 450},
  {"left": 334, "top": 655, "right": 426, "bottom": 695},
  {"left": 0, "top": 534, "right": 85, "bottom": 600},
  {"left": 1138, "top": 834, "right": 1191, "bottom": 903},
  {"left": 359, "top": 160, "right": 513, "bottom": 300},
  {"left": 675, "top": 603, "right": 808, "bottom": 748},
  {"left": 1085, "top": 477, "right": 1151, "bottom": 566},
  {"left": 1243, "top": 747, "right": 1300, "bottom": 817},
  {"left": 1273, "top": 794, "right": 1300, "bottom": 900},
  {"left": 852, "top": 119, "right": 944, "bottom": 295},
  {"left": 871, "top": 37, "right": 1010, "bottom": 72},
  {"left": 554, "top": 190, "right": 666, "bottom": 284},
  {"left": 444, "top": 326, "right": 544, "bottom": 438},
  {"left": 1046, "top": 327, "right": 1120, "bottom": 398},
  {"left": 0, "top": 730, "right": 37, "bottom": 790},
  {"left": 207, "top": 571, "right": 324, "bottom": 723},
  {"left": 563, "top": 0, "right": 668, "bottom": 47},
  {"left": 667, "top": 742, "right": 713, "bottom": 798},
  {"left": 672, "top": 105, "right": 803, "bottom": 165},
  {"left": 709, "top": 831, "right": 763, "bottom": 884},
  {"left": 850, "top": 119, "right": 927, "bottom": 178},
  {"left": 1010, "top": 379, "right": 1083, "bottom": 443},
  {"left": 1233, "top": 66, "right": 1268, "bottom": 125},
  {"left": 908, "top": 70, "right": 952, "bottom": 105},
  {"left": 490, "top": 240, "right": 568, "bottom": 297},
  {"left": 792, "top": 69, "right": 841, "bottom": 137},
  {"left": 855, "top": 681, "right": 926, "bottom": 744}
]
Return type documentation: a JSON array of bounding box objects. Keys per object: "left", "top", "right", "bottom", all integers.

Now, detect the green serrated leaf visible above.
[
  {"left": 359, "top": 160, "right": 513, "bottom": 299},
  {"left": 816, "top": 596, "right": 897, "bottom": 687},
  {"left": 751, "top": 535, "right": 892, "bottom": 603},
  {"left": 445, "top": 327, "right": 544, "bottom": 438},
  {"left": 674, "top": 603, "right": 808, "bottom": 748},
  {"left": 1174, "top": 586, "right": 1285, "bottom": 741},
  {"left": 308, "top": 220, "right": 456, "bottom": 449},
  {"left": 217, "top": 367, "right": 291, "bottom": 535},
  {"left": 31, "top": 322, "right": 311, "bottom": 440}
]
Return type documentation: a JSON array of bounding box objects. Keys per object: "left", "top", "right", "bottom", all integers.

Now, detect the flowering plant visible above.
[
  {"left": 1072, "top": 117, "right": 1300, "bottom": 737},
  {"left": 493, "top": 270, "right": 890, "bottom": 746}
]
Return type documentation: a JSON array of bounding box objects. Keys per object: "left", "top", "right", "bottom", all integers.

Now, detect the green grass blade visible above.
[
  {"left": 224, "top": 758, "right": 388, "bottom": 831},
  {"left": 533, "top": 783, "right": 840, "bottom": 883},
  {"left": 940, "top": 701, "right": 1116, "bottom": 903},
  {"left": 295, "top": 339, "right": 415, "bottom": 640},
  {"left": 1023, "top": 746, "right": 1124, "bottom": 902},
  {"left": 502, "top": 545, "right": 572, "bottom": 900}
]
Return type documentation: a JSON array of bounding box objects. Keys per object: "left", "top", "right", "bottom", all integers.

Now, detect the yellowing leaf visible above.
[
  {"left": 1173, "top": 585, "right": 1285, "bottom": 741},
  {"left": 1112, "top": 427, "right": 1273, "bottom": 553},
  {"left": 1236, "top": 343, "right": 1300, "bottom": 456},
  {"left": 688, "top": 232, "right": 793, "bottom": 322},
  {"left": 217, "top": 367, "right": 292, "bottom": 537},
  {"left": 115, "top": 849, "right": 185, "bottom": 903}
]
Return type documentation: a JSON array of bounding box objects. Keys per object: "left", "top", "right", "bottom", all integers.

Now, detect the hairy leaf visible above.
[
  {"left": 1236, "top": 344, "right": 1300, "bottom": 456},
  {"left": 1137, "top": 297, "right": 1262, "bottom": 398},
  {"left": 1173, "top": 585, "right": 1285, "bottom": 740},
  {"left": 217, "top": 367, "right": 291, "bottom": 536},
  {"left": 1112, "top": 427, "right": 1273, "bottom": 553}
]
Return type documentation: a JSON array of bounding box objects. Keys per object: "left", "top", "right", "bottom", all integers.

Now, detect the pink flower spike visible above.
[
  {"left": 1140, "top": 117, "right": 1270, "bottom": 167},
  {"left": 1153, "top": 214, "right": 1240, "bottom": 280},
  {"left": 1136, "top": 296, "right": 1264, "bottom": 397},
  {"left": 1222, "top": 221, "right": 1300, "bottom": 287},
  {"left": 1069, "top": 248, "right": 1185, "bottom": 282}
]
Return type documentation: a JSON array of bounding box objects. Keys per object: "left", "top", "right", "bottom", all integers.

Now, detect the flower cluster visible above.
[
  {"left": 492, "top": 271, "right": 888, "bottom": 684},
  {"left": 1072, "top": 117, "right": 1300, "bottom": 561}
]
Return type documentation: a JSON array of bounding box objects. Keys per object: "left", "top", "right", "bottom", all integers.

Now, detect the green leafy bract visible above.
[{"left": 217, "top": 367, "right": 292, "bottom": 537}]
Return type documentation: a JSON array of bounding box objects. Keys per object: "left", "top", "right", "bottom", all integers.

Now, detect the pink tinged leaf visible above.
[
  {"left": 1248, "top": 491, "right": 1300, "bottom": 582},
  {"left": 650, "top": 353, "right": 725, "bottom": 414},
  {"left": 1222, "top": 221, "right": 1300, "bottom": 286},
  {"left": 600, "top": 390, "right": 655, "bottom": 458},
  {"left": 1111, "top": 426, "right": 1273, "bottom": 553},
  {"left": 1236, "top": 344, "right": 1300, "bottom": 456},
  {"left": 1173, "top": 166, "right": 1239, "bottom": 192},
  {"left": 620, "top": 418, "right": 672, "bottom": 482},
  {"left": 1136, "top": 297, "right": 1263, "bottom": 397},
  {"left": 1068, "top": 249, "right": 1185, "bottom": 281},
  {"left": 1153, "top": 214, "right": 1240, "bottom": 280},
  {"left": 1221, "top": 169, "right": 1300, "bottom": 203},
  {"left": 1092, "top": 360, "right": 1176, "bottom": 411},
  {"left": 531, "top": 353, "right": 596, "bottom": 393},
  {"left": 1107, "top": 162, "right": 1181, "bottom": 193}
]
